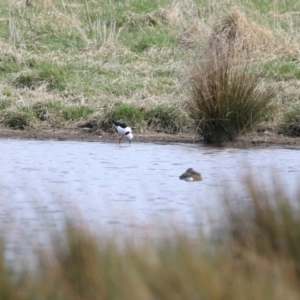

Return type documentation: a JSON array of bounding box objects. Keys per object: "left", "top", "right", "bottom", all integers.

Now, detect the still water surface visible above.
[{"left": 0, "top": 139, "right": 299, "bottom": 252}]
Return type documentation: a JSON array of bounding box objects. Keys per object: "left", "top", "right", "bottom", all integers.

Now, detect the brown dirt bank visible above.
[{"left": 0, "top": 126, "right": 299, "bottom": 147}]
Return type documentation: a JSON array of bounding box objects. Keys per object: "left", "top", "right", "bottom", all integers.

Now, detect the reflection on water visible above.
[{"left": 0, "top": 139, "right": 300, "bottom": 252}]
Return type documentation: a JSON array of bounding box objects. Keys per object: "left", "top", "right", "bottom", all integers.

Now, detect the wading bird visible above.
[{"left": 112, "top": 120, "right": 133, "bottom": 145}]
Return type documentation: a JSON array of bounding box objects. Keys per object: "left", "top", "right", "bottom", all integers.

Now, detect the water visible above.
[{"left": 0, "top": 139, "right": 299, "bottom": 255}]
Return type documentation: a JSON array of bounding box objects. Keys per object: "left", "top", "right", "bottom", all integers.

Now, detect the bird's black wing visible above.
[{"left": 112, "top": 120, "right": 127, "bottom": 128}]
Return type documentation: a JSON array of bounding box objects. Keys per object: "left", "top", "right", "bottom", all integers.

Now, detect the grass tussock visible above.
[
  {"left": 187, "top": 29, "right": 275, "bottom": 143},
  {"left": 1, "top": 179, "right": 300, "bottom": 299},
  {"left": 211, "top": 10, "right": 294, "bottom": 60}
]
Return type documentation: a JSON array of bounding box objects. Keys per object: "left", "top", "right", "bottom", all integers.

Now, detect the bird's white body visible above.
[{"left": 116, "top": 125, "right": 132, "bottom": 138}]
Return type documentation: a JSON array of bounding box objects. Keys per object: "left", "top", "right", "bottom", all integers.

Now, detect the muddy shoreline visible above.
[{"left": 0, "top": 126, "right": 300, "bottom": 147}]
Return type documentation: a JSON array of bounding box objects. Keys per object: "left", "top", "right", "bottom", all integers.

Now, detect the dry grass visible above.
[{"left": 211, "top": 9, "right": 298, "bottom": 61}]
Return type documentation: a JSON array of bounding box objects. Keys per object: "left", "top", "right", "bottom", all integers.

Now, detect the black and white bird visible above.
[{"left": 112, "top": 120, "right": 133, "bottom": 145}]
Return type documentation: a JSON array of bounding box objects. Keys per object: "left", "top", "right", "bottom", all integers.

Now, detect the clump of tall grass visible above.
[
  {"left": 187, "top": 47, "right": 275, "bottom": 143},
  {"left": 187, "top": 13, "right": 276, "bottom": 143}
]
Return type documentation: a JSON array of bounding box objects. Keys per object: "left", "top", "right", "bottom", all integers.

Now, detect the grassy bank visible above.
[
  {"left": 1, "top": 179, "right": 300, "bottom": 299},
  {"left": 0, "top": 0, "right": 300, "bottom": 138}
]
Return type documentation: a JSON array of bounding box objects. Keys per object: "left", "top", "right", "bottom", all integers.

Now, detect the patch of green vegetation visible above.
[
  {"left": 101, "top": 102, "right": 145, "bottom": 131},
  {"left": 109, "top": 81, "right": 145, "bottom": 97},
  {"left": 122, "top": 0, "right": 170, "bottom": 14},
  {"left": 25, "top": 57, "right": 37, "bottom": 69},
  {"left": 145, "top": 105, "right": 188, "bottom": 133},
  {"left": 247, "top": 0, "right": 300, "bottom": 14},
  {"left": 1, "top": 87, "right": 13, "bottom": 98},
  {"left": 13, "top": 63, "right": 71, "bottom": 91},
  {"left": 263, "top": 56, "right": 300, "bottom": 81},
  {"left": 32, "top": 101, "right": 64, "bottom": 121},
  {"left": 27, "top": 27, "right": 86, "bottom": 53},
  {"left": 31, "top": 101, "right": 94, "bottom": 123},
  {"left": 13, "top": 70, "right": 39, "bottom": 89},
  {"left": 89, "top": 0, "right": 171, "bottom": 26},
  {"left": 120, "top": 26, "right": 176, "bottom": 52},
  {"left": 37, "top": 63, "right": 70, "bottom": 91},
  {"left": 280, "top": 106, "right": 300, "bottom": 137},
  {"left": 0, "top": 54, "right": 23, "bottom": 73},
  {"left": 3, "top": 110, "right": 32, "bottom": 129},
  {"left": 245, "top": 0, "right": 273, "bottom": 14},
  {"left": 0, "top": 100, "right": 12, "bottom": 110},
  {"left": 75, "top": 65, "right": 147, "bottom": 97},
  {"left": 62, "top": 105, "right": 94, "bottom": 121}
]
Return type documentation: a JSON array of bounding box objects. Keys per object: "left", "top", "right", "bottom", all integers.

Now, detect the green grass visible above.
[
  {"left": 247, "top": 0, "right": 300, "bottom": 14},
  {"left": 31, "top": 101, "right": 95, "bottom": 123},
  {"left": 145, "top": 104, "right": 188, "bottom": 133},
  {"left": 0, "top": 53, "right": 23, "bottom": 73},
  {"left": 263, "top": 56, "right": 300, "bottom": 81},
  {"left": 62, "top": 105, "right": 94, "bottom": 121},
  {"left": 12, "top": 62, "right": 72, "bottom": 91},
  {"left": 120, "top": 26, "right": 176, "bottom": 52},
  {"left": 31, "top": 101, "right": 64, "bottom": 121},
  {"left": 3, "top": 109, "right": 33, "bottom": 129},
  {"left": 0, "top": 100, "right": 12, "bottom": 110}
]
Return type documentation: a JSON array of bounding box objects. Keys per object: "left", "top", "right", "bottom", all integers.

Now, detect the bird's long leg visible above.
[
  {"left": 118, "top": 135, "right": 124, "bottom": 145},
  {"left": 113, "top": 135, "right": 119, "bottom": 145}
]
